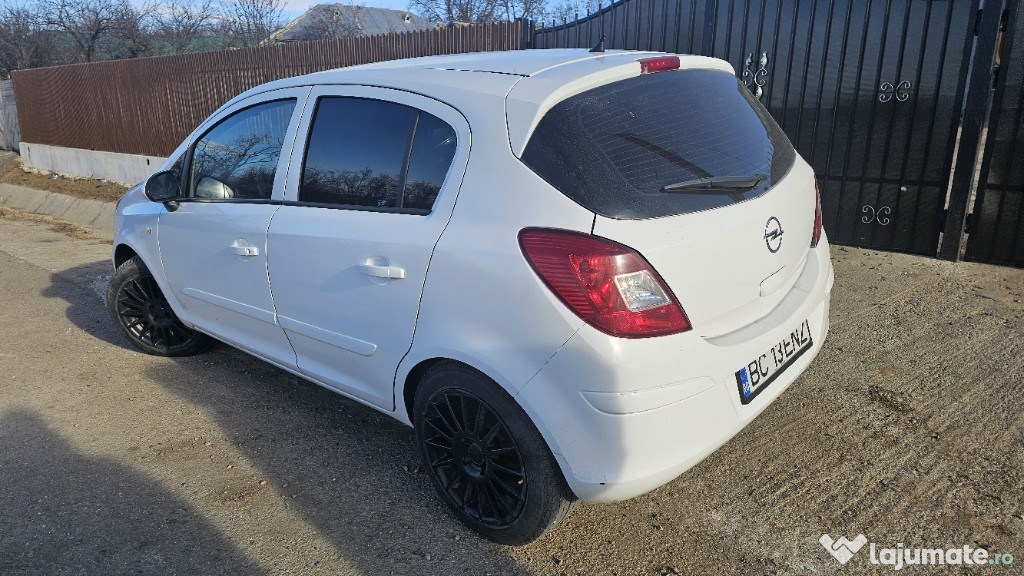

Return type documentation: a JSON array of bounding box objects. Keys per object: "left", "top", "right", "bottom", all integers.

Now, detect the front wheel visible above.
[
  {"left": 106, "top": 256, "right": 211, "bottom": 356},
  {"left": 413, "top": 362, "right": 577, "bottom": 545}
]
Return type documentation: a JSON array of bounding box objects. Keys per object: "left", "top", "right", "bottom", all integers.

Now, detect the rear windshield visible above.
[{"left": 520, "top": 68, "right": 796, "bottom": 219}]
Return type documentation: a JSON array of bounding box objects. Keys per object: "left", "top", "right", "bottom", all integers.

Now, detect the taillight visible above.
[
  {"left": 638, "top": 55, "right": 680, "bottom": 74},
  {"left": 811, "top": 180, "right": 823, "bottom": 248},
  {"left": 518, "top": 228, "right": 691, "bottom": 338}
]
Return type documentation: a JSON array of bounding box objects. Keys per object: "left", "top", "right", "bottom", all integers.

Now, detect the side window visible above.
[
  {"left": 404, "top": 112, "right": 457, "bottom": 211},
  {"left": 188, "top": 99, "right": 296, "bottom": 200},
  {"left": 300, "top": 97, "right": 457, "bottom": 212}
]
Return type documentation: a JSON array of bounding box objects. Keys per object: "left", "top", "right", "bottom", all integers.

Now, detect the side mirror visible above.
[
  {"left": 145, "top": 171, "right": 181, "bottom": 203},
  {"left": 195, "top": 176, "right": 235, "bottom": 199}
]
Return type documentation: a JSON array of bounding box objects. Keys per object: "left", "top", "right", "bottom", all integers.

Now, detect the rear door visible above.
[{"left": 267, "top": 87, "right": 469, "bottom": 409}]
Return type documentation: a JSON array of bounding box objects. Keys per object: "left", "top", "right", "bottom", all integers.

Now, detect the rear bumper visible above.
[{"left": 515, "top": 235, "right": 834, "bottom": 503}]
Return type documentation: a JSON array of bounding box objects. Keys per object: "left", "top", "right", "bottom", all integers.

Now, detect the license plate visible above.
[{"left": 735, "top": 319, "right": 813, "bottom": 404}]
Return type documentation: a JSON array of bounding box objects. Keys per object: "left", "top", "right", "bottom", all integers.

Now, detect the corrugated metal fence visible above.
[
  {"left": 11, "top": 22, "right": 524, "bottom": 157},
  {"left": 0, "top": 80, "right": 20, "bottom": 152}
]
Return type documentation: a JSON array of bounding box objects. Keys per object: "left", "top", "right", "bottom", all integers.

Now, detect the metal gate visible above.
[
  {"left": 530, "top": 0, "right": 983, "bottom": 257},
  {"left": 967, "top": 1, "right": 1024, "bottom": 266},
  {"left": 705, "top": 0, "right": 977, "bottom": 255}
]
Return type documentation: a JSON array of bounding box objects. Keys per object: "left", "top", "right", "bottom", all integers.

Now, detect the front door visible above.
[{"left": 159, "top": 91, "right": 306, "bottom": 365}]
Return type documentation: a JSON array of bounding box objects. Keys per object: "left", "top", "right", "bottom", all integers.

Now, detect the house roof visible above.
[{"left": 268, "top": 5, "right": 435, "bottom": 43}]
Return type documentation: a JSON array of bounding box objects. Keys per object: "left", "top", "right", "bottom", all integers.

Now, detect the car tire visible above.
[
  {"left": 106, "top": 256, "right": 211, "bottom": 357},
  {"left": 413, "top": 362, "right": 577, "bottom": 545}
]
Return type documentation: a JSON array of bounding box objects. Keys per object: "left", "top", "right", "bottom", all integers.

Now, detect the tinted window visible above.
[
  {"left": 301, "top": 98, "right": 414, "bottom": 209},
  {"left": 189, "top": 99, "right": 295, "bottom": 200},
  {"left": 521, "top": 69, "right": 796, "bottom": 220},
  {"left": 404, "top": 113, "right": 457, "bottom": 211},
  {"left": 300, "top": 97, "right": 456, "bottom": 212}
]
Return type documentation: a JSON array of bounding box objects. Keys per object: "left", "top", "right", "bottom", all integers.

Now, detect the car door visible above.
[
  {"left": 267, "top": 87, "right": 469, "bottom": 409},
  {"left": 158, "top": 88, "right": 308, "bottom": 365}
]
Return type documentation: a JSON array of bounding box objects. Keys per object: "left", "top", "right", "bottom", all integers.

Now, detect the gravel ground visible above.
[{"left": 0, "top": 212, "right": 1021, "bottom": 576}]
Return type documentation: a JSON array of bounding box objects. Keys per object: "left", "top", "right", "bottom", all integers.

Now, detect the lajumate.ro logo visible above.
[{"left": 820, "top": 534, "right": 1015, "bottom": 570}]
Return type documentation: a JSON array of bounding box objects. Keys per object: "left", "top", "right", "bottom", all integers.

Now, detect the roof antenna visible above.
[{"left": 590, "top": 34, "right": 605, "bottom": 53}]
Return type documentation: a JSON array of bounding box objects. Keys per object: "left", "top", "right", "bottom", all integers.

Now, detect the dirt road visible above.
[{"left": 0, "top": 214, "right": 1021, "bottom": 575}]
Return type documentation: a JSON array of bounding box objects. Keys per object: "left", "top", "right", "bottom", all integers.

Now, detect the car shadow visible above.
[
  {"left": 140, "top": 348, "right": 535, "bottom": 575},
  {"left": 0, "top": 409, "right": 264, "bottom": 576},
  {"left": 41, "top": 260, "right": 129, "bottom": 350},
  {"left": 41, "top": 258, "right": 534, "bottom": 574}
]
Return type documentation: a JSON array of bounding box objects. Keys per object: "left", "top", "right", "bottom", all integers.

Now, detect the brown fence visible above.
[{"left": 11, "top": 21, "right": 525, "bottom": 157}]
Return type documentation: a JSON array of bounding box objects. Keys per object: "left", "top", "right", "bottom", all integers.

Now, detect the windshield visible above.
[{"left": 520, "top": 68, "right": 796, "bottom": 219}]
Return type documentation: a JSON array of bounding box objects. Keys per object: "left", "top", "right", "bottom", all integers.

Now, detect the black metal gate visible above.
[
  {"left": 530, "top": 0, "right": 988, "bottom": 258},
  {"left": 705, "top": 0, "right": 978, "bottom": 255},
  {"left": 967, "top": 1, "right": 1024, "bottom": 266}
]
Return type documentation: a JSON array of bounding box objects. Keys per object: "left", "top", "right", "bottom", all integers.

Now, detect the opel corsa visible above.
[{"left": 108, "top": 49, "right": 834, "bottom": 544}]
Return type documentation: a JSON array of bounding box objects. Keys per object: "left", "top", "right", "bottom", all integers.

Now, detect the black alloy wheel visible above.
[
  {"left": 421, "top": 388, "right": 528, "bottom": 527},
  {"left": 414, "top": 362, "right": 576, "bottom": 545},
  {"left": 107, "top": 256, "right": 211, "bottom": 356}
]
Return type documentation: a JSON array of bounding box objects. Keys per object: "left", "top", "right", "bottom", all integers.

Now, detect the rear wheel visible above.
[
  {"left": 413, "top": 362, "right": 576, "bottom": 545},
  {"left": 106, "top": 256, "right": 211, "bottom": 356}
]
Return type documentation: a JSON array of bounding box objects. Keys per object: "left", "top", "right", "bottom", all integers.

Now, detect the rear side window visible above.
[
  {"left": 300, "top": 97, "right": 457, "bottom": 213},
  {"left": 521, "top": 69, "right": 796, "bottom": 219}
]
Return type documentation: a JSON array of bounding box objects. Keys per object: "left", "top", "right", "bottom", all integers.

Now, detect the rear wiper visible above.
[{"left": 660, "top": 174, "right": 768, "bottom": 193}]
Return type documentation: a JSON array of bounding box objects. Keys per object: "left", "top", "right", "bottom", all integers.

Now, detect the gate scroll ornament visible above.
[
  {"left": 742, "top": 51, "right": 769, "bottom": 100},
  {"left": 878, "top": 80, "right": 912, "bottom": 102}
]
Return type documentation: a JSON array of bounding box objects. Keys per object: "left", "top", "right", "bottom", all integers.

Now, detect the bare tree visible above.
[
  {"left": 38, "top": 0, "right": 155, "bottom": 62},
  {"left": 497, "top": 0, "right": 545, "bottom": 22},
  {"left": 0, "top": 2, "right": 60, "bottom": 77},
  {"left": 407, "top": 0, "right": 501, "bottom": 24},
  {"left": 224, "top": 0, "right": 283, "bottom": 47},
  {"left": 298, "top": 3, "right": 365, "bottom": 40},
  {"left": 154, "top": 0, "right": 221, "bottom": 54},
  {"left": 108, "top": 2, "right": 157, "bottom": 58},
  {"left": 543, "top": 0, "right": 580, "bottom": 23}
]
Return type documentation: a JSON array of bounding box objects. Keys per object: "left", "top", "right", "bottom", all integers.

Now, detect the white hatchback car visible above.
[{"left": 108, "top": 49, "right": 833, "bottom": 544}]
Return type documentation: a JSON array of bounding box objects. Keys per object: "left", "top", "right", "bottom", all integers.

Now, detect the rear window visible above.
[{"left": 520, "top": 69, "right": 796, "bottom": 220}]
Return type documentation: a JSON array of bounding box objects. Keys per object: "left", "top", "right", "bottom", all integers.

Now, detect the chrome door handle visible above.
[
  {"left": 231, "top": 245, "right": 259, "bottom": 257},
  {"left": 358, "top": 264, "right": 405, "bottom": 279}
]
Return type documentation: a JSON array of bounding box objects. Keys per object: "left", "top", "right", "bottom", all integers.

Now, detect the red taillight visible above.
[
  {"left": 638, "top": 55, "right": 680, "bottom": 74},
  {"left": 811, "top": 180, "right": 823, "bottom": 248},
  {"left": 518, "top": 228, "right": 691, "bottom": 338}
]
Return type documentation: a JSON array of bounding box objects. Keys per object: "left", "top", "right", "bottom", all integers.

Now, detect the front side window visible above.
[
  {"left": 300, "top": 97, "right": 457, "bottom": 212},
  {"left": 188, "top": 99, "right": 296, "bottom": 200}
]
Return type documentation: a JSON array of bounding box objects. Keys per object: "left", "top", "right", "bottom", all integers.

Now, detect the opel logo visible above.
[{"left": 764, "top": 216, "right": 784, "bottom": 253}]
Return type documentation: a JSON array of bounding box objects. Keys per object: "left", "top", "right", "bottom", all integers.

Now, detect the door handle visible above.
[
  {"left": 231, "top": 245, "right": 259, "bottom": 257},
  {"left": 358, "top": 264, "right": 405, "bottom": 279}
]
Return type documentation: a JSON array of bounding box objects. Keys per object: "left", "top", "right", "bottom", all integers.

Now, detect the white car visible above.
[{"left": 108, "top": 49, "right": 834, "bottom": 545}]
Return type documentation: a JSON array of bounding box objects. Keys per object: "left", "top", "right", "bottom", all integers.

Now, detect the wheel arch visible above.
[
  {"left": 400, "top": 357, "right": 451, "bottom": 423},
  {"left": 113, "top": 243, "right": 140, "bottom": 269},
  {"left": 399, "top": 357, "right": 520, "bottom": 426}
]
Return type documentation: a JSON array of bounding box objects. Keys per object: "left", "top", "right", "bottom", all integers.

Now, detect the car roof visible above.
[
  {"left": 227, "top": 49, "right": 664, "bottom": 105},
  {"left": 342, "top": 49, "right": 647, "bottom": 76},
  {"left": 223, "top": 49, "right": 735, "bottom": 155}
]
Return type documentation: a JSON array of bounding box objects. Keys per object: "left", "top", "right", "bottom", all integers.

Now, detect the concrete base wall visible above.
[{"left": 20, "top": 142, "right": 167, "bottom": 186}]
